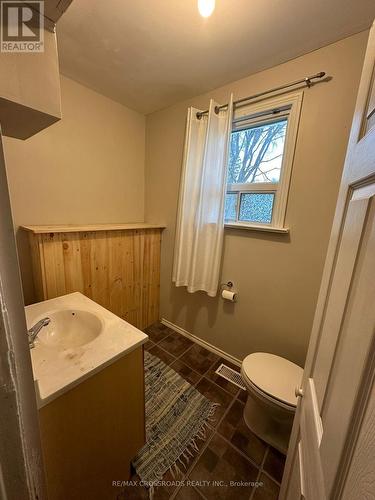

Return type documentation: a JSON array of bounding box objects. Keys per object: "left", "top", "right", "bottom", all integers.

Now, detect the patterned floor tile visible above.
[
  {"left": 237, "top": 388, "right": 247, "bottom": 403},
  {"left": 263, "top": 447, "right": 286, "bottom": 483},
  {"left": 159, "top": 331, "right": 194, "bottom": 357},
  {"left": 144, "top": 339, "right": 156, "bottom": 352},
  {"left": 174, "top": 485, "right": 205, "bottom": 499},
  {"left": 189, "top": 433, "right": 259, "bottom": 500},
  {"left": 180, "top": 345, "right": 219, "bottom": 375},
  {"left": 184, "top": 423, "right": 216, "bottom": 472},
  {"left": 149, "top": 345, "right": 176, "bottom": 365},
  {"left": 195, "top": 378, "right": 235, "bottom": 426},
  {"left": 217, "top": 400, "right": 267, "bottom": 466},
  {"left": 252, "top": 473, "right": 280, "bottom": 500},
  {"left": 145, "top": 323, "right": 173, "bottom": 344},
  {"left": 170, "top": 359, "right": 202, "bottom": 385}
]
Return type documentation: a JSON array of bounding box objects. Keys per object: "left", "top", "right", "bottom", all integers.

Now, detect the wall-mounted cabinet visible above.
[
  {"left": 38, "top": 0, "right": 74, "bottom": 25},
  {"left": 0, "top": 29, "right": 61, "bottom": 139}
]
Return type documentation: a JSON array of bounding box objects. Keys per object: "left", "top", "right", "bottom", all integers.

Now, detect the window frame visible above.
[{"left": 224, "top": 91, "right": 303, "bottom": 232}]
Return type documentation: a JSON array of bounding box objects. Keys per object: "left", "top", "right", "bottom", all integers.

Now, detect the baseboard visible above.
[{"left": 161, "top": 318, "right": 241, "bottom": 368}]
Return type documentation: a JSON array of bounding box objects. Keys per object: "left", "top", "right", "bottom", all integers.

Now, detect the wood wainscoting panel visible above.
[{"left": 27, "top": 227, "right": 163, "bottom": 329}]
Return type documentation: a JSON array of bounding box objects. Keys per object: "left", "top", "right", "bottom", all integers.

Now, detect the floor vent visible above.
[{"left": 215, "top": 363, "right": 246, "bottom": 390}]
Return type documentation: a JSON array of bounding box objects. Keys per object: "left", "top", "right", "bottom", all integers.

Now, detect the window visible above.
[{"left": 224, "top": 92, "right": 302, "bottom": 231}]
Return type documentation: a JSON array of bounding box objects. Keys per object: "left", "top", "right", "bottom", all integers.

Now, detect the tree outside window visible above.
[{"left": 228, "top": 119, "right": 287, "bottom": 184}]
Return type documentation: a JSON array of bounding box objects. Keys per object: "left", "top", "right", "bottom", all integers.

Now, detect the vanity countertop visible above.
[{"left": 25, "top": 292, "right": 148, "bottom": 408}]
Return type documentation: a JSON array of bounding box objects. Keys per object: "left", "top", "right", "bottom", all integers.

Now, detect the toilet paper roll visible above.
[{"left": 221, "top": 289, "right": 237, "bottom": 302}]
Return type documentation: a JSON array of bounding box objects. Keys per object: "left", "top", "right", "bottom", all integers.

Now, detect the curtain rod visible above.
[{"left": 196, "top": 71, "right": 326, "bottom": 119}]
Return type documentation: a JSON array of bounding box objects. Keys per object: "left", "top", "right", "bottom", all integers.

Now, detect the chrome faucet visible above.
[{"left": 28, "top": 317, "right": 50, "bottom": 348}]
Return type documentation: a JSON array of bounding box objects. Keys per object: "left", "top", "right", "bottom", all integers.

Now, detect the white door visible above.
[{"left": 280, "top": 22, "right": 375, "bottom": 500}]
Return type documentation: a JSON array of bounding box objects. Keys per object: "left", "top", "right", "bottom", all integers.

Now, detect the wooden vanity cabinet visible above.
[{"left": 38, "top": 346, "right": 145, "bottom": 500}]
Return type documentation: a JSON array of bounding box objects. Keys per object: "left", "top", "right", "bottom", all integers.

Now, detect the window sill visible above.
[{"left": 224, "top": 222, "right": 289, "bottom": 234}]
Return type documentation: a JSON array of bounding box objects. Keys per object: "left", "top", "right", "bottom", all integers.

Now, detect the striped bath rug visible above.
[{"left": 132, "top": 352, "right": 218, "bottom": 493}]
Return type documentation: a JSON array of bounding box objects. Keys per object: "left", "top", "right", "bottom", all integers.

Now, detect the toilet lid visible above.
[{"left": 242, "top": 353, "right": 303, "bottom": 407}]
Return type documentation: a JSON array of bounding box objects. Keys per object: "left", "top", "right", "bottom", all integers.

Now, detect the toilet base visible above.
[{"left": 243, "top": 389, "right": 295, "bottom": 454}]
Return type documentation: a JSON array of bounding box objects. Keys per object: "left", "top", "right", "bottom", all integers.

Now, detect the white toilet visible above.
[{"left": 241, "top": 352, "right": 303, "bottom": 454}]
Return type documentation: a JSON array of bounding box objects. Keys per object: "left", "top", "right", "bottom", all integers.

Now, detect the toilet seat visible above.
[
  {"left": 241, "top": 370, "right": 296, "bottom": 411},
  {"left": 242, "top": 353, "right": 303, "bottom": 408}
]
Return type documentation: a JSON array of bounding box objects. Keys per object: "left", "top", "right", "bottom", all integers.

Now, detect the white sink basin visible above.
[
  {"left": 37, "top": 309, "right": 103, "bottom": 349},
  {"left": 25, "top": 292, "right": 148, "bottom": 408}
]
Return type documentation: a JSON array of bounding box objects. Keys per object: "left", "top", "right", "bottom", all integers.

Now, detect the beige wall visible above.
[
  {"left": 4, "top": 76, "right": 145, "bottom": 304},
  {"left": 4, "top": 33, "right": 368, "bottom": 364},
  {"left": 145, "top": 32, "right": 368, "bottom": 366}
]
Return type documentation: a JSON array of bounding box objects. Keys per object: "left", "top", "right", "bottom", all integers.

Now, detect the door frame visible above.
[
  {"left": 280, "top": 22, "right": 375, "bottom": 499},
  {"left": 0, "top": 129, "right": 46, "bottom": 499}
]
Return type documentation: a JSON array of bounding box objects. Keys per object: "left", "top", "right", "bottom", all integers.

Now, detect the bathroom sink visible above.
[
  {"left": 36, "top": 309, "right": 103, "bottom": 349},
  {"left": 25, "top": 292, "right": 148, "bottom": 408}
]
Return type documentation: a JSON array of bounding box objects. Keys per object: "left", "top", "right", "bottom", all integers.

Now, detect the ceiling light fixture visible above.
[{"left": 198, "top": 0, "right": 215, "bottom": 18}]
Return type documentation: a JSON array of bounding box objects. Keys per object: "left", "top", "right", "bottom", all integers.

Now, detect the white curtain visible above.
[{"left": 172, "top": 96, "right": 233, "bottom": 297}]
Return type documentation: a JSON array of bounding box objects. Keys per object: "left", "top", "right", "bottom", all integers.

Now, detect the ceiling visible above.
[{"left": 57, "top": 0, "right": 375, "bottom": 115}]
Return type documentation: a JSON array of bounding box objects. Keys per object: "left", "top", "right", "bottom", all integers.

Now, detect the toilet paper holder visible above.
[
  {"left": 220, "top": 281, "right": 237, "bottom": 302},
  {"left": 220, "top": 281, "right": 234, "bottom": 290}
]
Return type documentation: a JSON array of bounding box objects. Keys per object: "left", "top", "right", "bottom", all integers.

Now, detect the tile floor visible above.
[{"left": 118, "top": 323, "right": 285, "bottom": 500}]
